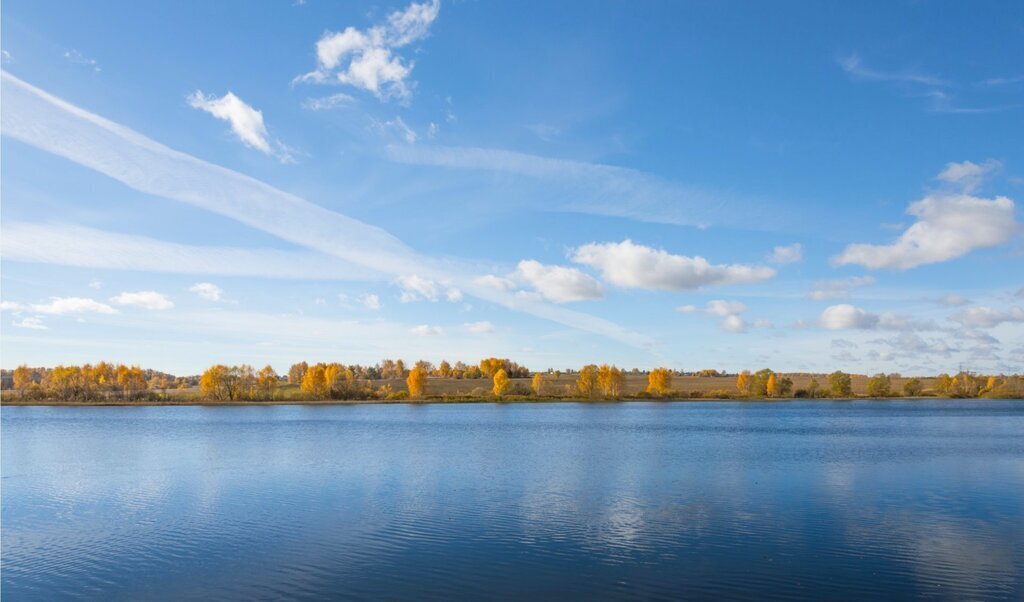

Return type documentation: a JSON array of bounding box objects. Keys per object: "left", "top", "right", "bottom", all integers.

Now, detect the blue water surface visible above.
[{"left": 2, "top": 400, "right": 1023, "bottom": 600}]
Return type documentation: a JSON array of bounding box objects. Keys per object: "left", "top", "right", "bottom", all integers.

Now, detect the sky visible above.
[{"left": 1, "top": 0, "right": 1022, "bottom": 376}]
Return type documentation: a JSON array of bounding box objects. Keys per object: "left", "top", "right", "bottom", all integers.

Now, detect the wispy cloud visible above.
[
  {"left": 1, "top": 222, "right": 377, "bottom": 281},
  {"left": 110, "top": 291, "right": 174, "bottom": 310},
  {"left": 1, "top": 71, "right": 651, "bottom": 350},
  {"left": 838, "top": 53, "right": 948, "bottom": 87},
  {"left": 385, "top": 145, "right": 772, "bottom": 229},
  {"left": 64, "top": 49, "right": 100, "bottom": 72},
  {"left": 189, "top": 283, "right": 224, "bottom": 302}
]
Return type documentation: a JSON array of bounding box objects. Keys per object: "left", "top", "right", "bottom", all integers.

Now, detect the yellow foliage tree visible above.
[
  {"left": 766, "top": 373, "right": 778, "bottom": 398},
  {"left": 301, "top": 364, "right": 329, "bottom": 399},
  {"left": 531, "top": 373, "right": 545, "bottom": 396},
  {"left": 407, "top": 365, "right": 428, "bottom": 398},
  {"left": 12, "top": 365, "right": 33, "bottom": 392},
  {"left": 736, "top": 370, "right": 751, "bottom": 395},
  {"left": 576, "top": 364, "right": 599, "bottom": 398},
  {"left": 438, "top": 360, "right": 452, "bottom": 378},
  {"left": 492, "top": 369, "right": 510, "bottom": 396},
  {"left": 257, "top": 365, "right": 278, "bottom": 399},
  {"left": 647, "top": 368, "right": 672, "bottom": 396},
  {"left": 597, "top": 364, "right": 624, "bottom": 398}
]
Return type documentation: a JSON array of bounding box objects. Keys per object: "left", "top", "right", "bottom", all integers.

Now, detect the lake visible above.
[{"left": 2, "top": 400, "right": 1023, "bottom": 600}]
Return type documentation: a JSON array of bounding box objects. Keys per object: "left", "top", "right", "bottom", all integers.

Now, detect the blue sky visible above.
[{"left": 1, "top": 0, "right": 1022, "bottom": 375}]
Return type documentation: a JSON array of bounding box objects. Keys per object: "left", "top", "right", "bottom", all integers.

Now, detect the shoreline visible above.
[{"left": 1, "top": 396, "right": 1003, "bottom": 407}]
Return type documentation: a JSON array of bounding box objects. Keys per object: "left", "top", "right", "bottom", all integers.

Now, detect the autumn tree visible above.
[
  {"left": 12, "top": 365, "right": 34, "bottom": 393},
  {"left": 766, "top": 373, "right": 778, "bottom": 397},
  {"left": 438, "top": 360, "right": 452, "bottom": 378},
  {"left": 936, "top": 373, "right": 953, "bottom": 394},
  {"left": 903, "top": 378, "right": 923, "bottom": 397},
  {"left": 576, "top": 364, "right": 599, "bottom": 399},
  {"left": 829, "top": 371, "right": 852, "bottom": 398},
  {"left": 200, "top": 365, "right": 230, "bottom": 400},
  {"left": 866, "top": 373, "right": 891, "bottom": 397},
  {"left": 257, "top": 365, "right": 278, "bottom": 399},
  {"left": 597, "top": 364, "right": 624, "bottom": 398},
  {"left": 301, "top": 364, "right": 329, "bottom": 399},
  {"left": 531, "top": 372, "right": 546, "bottom": 396},
  {"left": 647, "top": 368, "right": 672, "bottom": 396},
  {"left": 288, "top": 362, "right": 308, "bottom": 385},
  {"left": 407, "top": 365, "right": 428, "bottom": 398},
  {"left": 118, "top": 365, "right": 148, "bottom": 400},
  {"left": 736, "top": 370, "right": 751, "bottom": 395},
  {"left": 492, "top": 369, "right": 510, "bottom": 396}
]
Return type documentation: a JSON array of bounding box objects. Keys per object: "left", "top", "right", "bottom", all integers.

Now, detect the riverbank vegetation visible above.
[{"left": 2, "top": 359, "right": 1022, "bottom": 404}]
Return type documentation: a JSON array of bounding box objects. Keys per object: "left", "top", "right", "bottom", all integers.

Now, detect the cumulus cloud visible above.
[
  {"left": 410, "top": 324, "right": 443, "bottom": 336},
  {"left": 808, "top": 276, "right": 875, "bottom": 300},
  {"left": 445, "top": 288, "right": 463, "bottom": 302},
  {"left": 674, "top": 304, "right": 696, "bottom": 313},
  {"left": 30, "top": 297, "right": 118, "bottom": 315},
  {"left": 818, "top": 304, "right": 935, "bottom": 331},
  {"left": 512, "top": 260, "right": 604, "bottom": 303},
  {"left": 464, "top": 320, "right": 494, "bottom": 334},
  {"left": 819, "top": 304, "right": 879, "bottom": 330},
  {"left": 0, "top": 301, "right": 24, "bottom": 311},
  {"left": 768, "top": 243, "right": 803, "bottom": 264},
  {"left": 571, "top": 240, "right": 774, "bottom": 291},
  {"left": 190, "top": 282, "right": 224, "bottom": 301},
  {"left": 110, "top": 291, "right": 174, "bottom": 310},
  {"left": 12, "top": 316, "right": 47, "bottom": 330},
  {"left": 396, "top": 275, "right": 439, "bottom": 302},
  {"left": 949, "top": 306, "right": 1024, "bottom": 329},
  {"left": 702, "top": 300, "right": 770, "bottom": 333},
  {"left": 188, "top": 91, "right": 293, "bottom": 162},
  {"left": 295, "top": 0, "right": 440, "bottom": 102},
  {"left": 834, "top": 163, "right": 1018, "bottom": 270}
]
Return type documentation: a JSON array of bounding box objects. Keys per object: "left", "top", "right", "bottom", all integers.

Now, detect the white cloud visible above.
[
  {"left": 1, "top": 301, "right": 24, "bottom": 311},
  {"left": 474, "top": 274, "right": 516, "bottom": 292},
  {"left": 465, "top": 320, "right": 494, "bottom": 334},
  {"left": 571, "top": 240, "right": 775, "bottom": 290},
  {"left": 706, "top": 300, "right": 747, "bottom": 317},
  {"left": 808, "top": 275, "right": 876, "bottom": 300},
  {"left": 88, "top": 279, "right": 103, "bottom": 289},
  {"left": 819, "top": 304, "right": 878, "bottom": 330},
  {"left": 360, "top": 293, "right": 381, "bottom": 310},
  {"left": 190, "top": 283, "right": 224, "bottom": 301},
  {"left": 768, "top": 243, "right": 803, "bottom": 264},
  {"left": 702, "top": 300, "right": 767, "bottom": 333},
  {"left": 512, "top": 260, "right": 604, "bottom": 303},
  {"left": 64, "top": 49, "right": 100, "bottom": 72},
  {"left": 446, "top": 288, "right": 463, "bottom": 302},
  {"left": 110, "top": 291, "right": 174, "bottom": 310},
  {"left": 950, "top": 306, "right": 1024, "bottom": 329},
  {"left": 397, "top": 275, "right": 440, "bottom": 302},
  {"left": 12, "top": 316, "right": 47, "bottom": 330},
  {"left": 411, "top": 324, "right": 443, "bottom": 336},
  {"left": 31, "top": 297, "right": 117, "bottom": 315},
  {"left": 1, "top": 49, "right": 12, "bottom": 64},
  {"left": 295, "top": 0, "right": 440, "bottom": 102},
  {"left": 302, "top": 93, "right": 356, "bottom": 111},
  {"left": 188, "top": 91, "right": 292, "bottom": 162},
  {"left": 817, "top": 304, "right": 933, "bottom": 332},
  {"left": 937, "top": 159, "right": 1001, "bottom": 193},
  {"left": 833, "top": 191, "right": 1017, "bottom": 270},
  {"left": 674, "top": 304, "right": 696, "bottom": 313}
]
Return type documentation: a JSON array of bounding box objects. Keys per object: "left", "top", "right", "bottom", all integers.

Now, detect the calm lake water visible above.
[{"left": 2, "top": 400, "right": 1023, "bottom": 600}]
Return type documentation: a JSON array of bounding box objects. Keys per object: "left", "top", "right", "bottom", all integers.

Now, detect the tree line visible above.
[{"left": 2, "top": 360, "right": 1021, "bottom": 402}]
